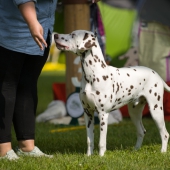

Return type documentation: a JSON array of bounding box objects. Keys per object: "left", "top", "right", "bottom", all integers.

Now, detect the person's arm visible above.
[{"left": 18, "top": 1, "right": 47, "bottom": 50}]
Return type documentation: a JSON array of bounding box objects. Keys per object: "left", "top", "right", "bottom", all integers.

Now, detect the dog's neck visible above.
[{"left": 80, "top": 41, "right": 108, "bottom": 82}]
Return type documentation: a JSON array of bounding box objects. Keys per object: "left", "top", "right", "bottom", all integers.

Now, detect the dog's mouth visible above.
[{"left": 55, "top": 42, "right": 69, "bottom": 50}]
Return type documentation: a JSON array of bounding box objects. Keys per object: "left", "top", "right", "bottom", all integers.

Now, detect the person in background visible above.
[
  {"left": 126, "top": 0, "right": 170, "bottom": 120},
  {"left": 90, "top": 2, "right": 106, "bottom": 59},
  {"left": 138, "top": 0, "right": 170, "bottom": 82}
]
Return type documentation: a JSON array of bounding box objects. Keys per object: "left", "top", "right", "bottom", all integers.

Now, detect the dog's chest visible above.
[{"left": 80, "top": 90, "right": 96, "bottom": 110}]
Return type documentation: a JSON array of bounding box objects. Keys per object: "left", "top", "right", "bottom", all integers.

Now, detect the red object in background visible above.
[
  {"left": 163, "top": 82, "right": 170, "bottom": 121},
  {"left": 52, "top": 82, "right": 170, "bottom": 121},
  {"left": 52, "top": 83, "right": 66, "bottom": 103}
]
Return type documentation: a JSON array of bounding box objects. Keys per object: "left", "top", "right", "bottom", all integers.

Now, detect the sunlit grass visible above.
[{"left": 1, "top": 118, "right": 170, "bottom": 170}]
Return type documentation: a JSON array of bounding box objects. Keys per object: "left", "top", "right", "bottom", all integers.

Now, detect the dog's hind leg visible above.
[
  {"left": 84, "top": 109, "right": 94, "bottom": 156},
  {"left": 148, "top": 101, "right": 169, "bottom": 152},
  {"left": 98, "top": 112, "right": 109, "bottom": 156},
  {"left": 128, "top": 102, "right": 146, "bottom": 150}
]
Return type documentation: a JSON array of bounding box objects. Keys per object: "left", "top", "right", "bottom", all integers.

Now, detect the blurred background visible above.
[{"left": 37, "top": 0, "right": 170, "bottom": 124}]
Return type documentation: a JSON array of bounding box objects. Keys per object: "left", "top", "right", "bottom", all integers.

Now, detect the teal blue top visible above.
[{"left": 0, "top": 0, "right": 58, "bottom": 56}]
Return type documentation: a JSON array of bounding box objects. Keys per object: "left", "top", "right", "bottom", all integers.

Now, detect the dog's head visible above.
[{"left": 54, "top": 30, "right": 97, "bottom": 55}]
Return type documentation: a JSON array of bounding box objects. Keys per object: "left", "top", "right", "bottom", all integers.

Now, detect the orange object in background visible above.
[{"left": 52, "top": 83, "right": 66, "bottom": 103}]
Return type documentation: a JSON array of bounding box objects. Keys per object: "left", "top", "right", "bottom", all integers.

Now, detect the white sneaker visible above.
[
  {"left": 0, "top": 150, "right": 19, "bottom": 161},
  {"left": 15, "top": 146, "right": 53, "bottom": 158}
]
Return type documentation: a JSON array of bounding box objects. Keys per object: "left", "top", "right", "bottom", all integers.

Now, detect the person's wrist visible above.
[{"left": 27, "top": 19, "right": 39, "bottom": 30}]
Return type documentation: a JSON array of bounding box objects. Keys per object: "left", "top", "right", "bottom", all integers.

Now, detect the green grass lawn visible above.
[
  {"left": 1, "top": 119, "right": 170, "bottom": 170},
  {"left": 1, "top": 71, "right": 170, "bottom": 169}
]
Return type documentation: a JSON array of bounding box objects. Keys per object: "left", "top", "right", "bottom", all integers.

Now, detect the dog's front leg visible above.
[
  {"left": 84, "top": 109, "right": 94, "bottom": 156},
  {"left": 98, "top": 112, "right": 109, "bottom": 156}
]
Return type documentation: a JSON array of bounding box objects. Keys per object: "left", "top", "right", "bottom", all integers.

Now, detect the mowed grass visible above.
[
  {"left": 2, "top": 119, "right": 170, "bottom": 170},
  {"left": 1, "top": 71, "right": 170, "bottom": 170}
]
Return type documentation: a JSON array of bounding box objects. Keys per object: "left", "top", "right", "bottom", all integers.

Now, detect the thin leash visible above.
[{"left": 91, "top": 2, "right": 98, "bottom": 37}]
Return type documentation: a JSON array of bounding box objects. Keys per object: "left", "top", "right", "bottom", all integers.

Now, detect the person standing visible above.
[
  {"left": 138, "top": 0, "right": 170, "bottom": 81},
  {"left": 0, "top": 0, "right": 58, "bottom": 160},
  {"left": 0, "top": 0, "right": 101, "bottom": 161}
]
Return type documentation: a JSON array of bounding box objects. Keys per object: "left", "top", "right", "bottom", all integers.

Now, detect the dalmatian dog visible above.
[{"left": 54, "top": 30, "right": 170, "bottom": 156}]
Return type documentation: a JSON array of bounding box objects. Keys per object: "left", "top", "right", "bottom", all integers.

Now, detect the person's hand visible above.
[
  {"left": 92, "top": 0, "right": 100, "bottom": 3},
  {"left": 18, "top": 1, "right": 47, "bottom": 50},
  {"left": 28, "top": 20, "right": 47, "bottom": 50}
]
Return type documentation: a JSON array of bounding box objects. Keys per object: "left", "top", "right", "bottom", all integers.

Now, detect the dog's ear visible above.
[{"left": 78, "top": 32, "right": 97, "bottom": 51}]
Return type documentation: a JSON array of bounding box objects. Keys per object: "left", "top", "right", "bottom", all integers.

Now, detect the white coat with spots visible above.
[{"left": 54, "top": 30, "right": 170, "bottom": 156}]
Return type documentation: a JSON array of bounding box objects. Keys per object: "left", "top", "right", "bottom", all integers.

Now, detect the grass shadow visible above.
[{"left": 10, "top": 117, "right": 170, "bottom": 156}]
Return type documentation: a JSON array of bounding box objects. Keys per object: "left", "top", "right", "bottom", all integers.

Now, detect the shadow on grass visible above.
[{"left": 11, "top": 117, "right": 168, "bottom": 155}]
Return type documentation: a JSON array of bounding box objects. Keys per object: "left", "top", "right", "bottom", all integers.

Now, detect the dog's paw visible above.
[
  {"left": 99, "top": 148, "right": 106, "bottom": 156},
  {"left": 87, "top": 149, "right": 93, "bottom": 156}
]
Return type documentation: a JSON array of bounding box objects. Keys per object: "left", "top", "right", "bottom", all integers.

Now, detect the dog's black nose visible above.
[{"left": 54, "top": 34, "right": 58, "bottom": 39}]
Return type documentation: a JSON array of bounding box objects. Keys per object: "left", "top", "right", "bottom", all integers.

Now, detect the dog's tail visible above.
[{"left": 163, "top": 81, "right": 170, "bottom": 92}]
